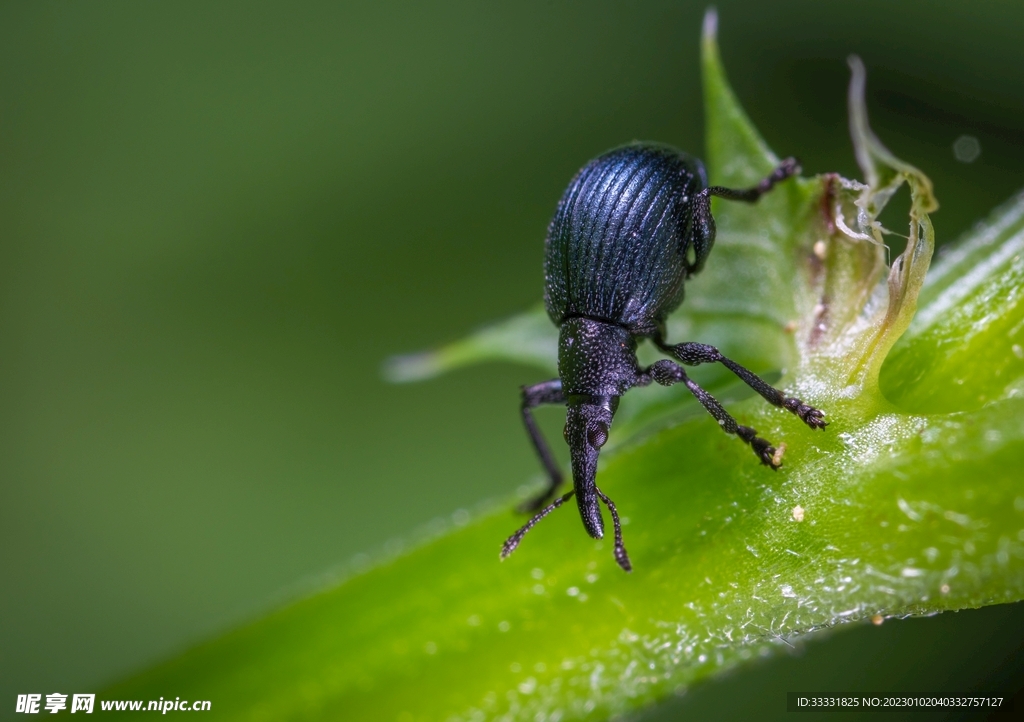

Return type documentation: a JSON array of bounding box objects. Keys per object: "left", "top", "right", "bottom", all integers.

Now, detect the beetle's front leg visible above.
[
  {"left": 519, "top": 379, "right": 566, "bottom": 511},
  {"left": 654, "top": 339, "right": 826, "bottom": 430},
  {"left": 643, "top": 360, "right": 780, "bottom": 469}
]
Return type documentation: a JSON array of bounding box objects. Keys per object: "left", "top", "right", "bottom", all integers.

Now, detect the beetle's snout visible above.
[{"left": 564, "top": 402, "right": 615, "bottom": 540}]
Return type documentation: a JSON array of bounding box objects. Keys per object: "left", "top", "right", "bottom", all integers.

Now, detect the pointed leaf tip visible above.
[
  {"left": 702, "top": 7, "right": 718, "bottom": 44},
  {"left": 847, "top": 55, "right": 876, "bottom": 190},
  {"left": 381, "top": 305, "right": 559, "bottom": 383},
  {"left": 701, "top": 10, "right": 778, "bottom": 185},
  {"left": 847, "top": 54, "right": 937, "bottom": 215}
]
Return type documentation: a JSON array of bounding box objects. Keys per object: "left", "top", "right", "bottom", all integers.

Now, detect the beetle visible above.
[{"left": 501, "top": 143, "right": 827, "bottom": 571}]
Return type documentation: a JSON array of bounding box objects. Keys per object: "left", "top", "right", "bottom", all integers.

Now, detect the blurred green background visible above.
[{"left": 2, "top": 1, "right": 1024, "bottom": 718}]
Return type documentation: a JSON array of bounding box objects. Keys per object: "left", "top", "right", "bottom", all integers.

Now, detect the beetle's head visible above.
[
  {"left": 501, "top": 390, "right": 631, "bottom": 572},
  {"left": 564, "top": 394, "right": 618, "bottom": 539}
]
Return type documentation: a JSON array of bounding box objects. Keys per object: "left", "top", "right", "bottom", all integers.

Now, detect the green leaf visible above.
[
  {"left": 880, "top": 191, "right": 1024, "bottom": 413},
  {"left": 383, "top": 303, "right": 557, "bottom": 382},
  {"left": 107, "top": 10, "right": 1024, "bottom": 720}
]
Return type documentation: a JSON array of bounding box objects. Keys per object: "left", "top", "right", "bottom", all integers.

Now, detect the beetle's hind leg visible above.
[
  {"left": 686, "top": 159, "right": 800, "bottom": 277},
  {"left": 642, "top": 360, "right": 780, "bottom": 469},
  {"left": 705, "top": 157, "right": 801, "bottom": 203},
  {"left": 518, "top": 379, "right": 567, "bottom": 512},
  {"left": 655, "top": 339, "right": 826, "bottom": 430}
]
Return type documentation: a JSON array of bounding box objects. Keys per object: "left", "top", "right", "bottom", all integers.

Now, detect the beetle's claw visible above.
[
  {"left": 759, "top": 443, "right": 781, "bottom": 470},
  {"left": 805, "top": 408, "right": 828, "bottom": 430},
  {"left": 740, "top": 426, "right": 780, "bottom": 470},
  {"left": 799, "top": 406, "right": 828, "bottom": 430},
  {"left": 783, "top": 156, "right": 801, "bottom": 176},
  {"left": 783, "top": 397, "right": 828, "bottom": 430}
]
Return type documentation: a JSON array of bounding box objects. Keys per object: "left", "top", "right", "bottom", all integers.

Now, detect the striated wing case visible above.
[{"left": 543, "top": 143, "right": 707, "bottom": 335}]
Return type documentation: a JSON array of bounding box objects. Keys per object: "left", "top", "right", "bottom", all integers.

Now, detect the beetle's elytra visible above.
[{"left": 502, "top": 143, "right": 827, "bottom": 571}]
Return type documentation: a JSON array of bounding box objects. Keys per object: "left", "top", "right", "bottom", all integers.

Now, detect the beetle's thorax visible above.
[{"left": 558, "top": 316, "right": 638, "bottom": 397}]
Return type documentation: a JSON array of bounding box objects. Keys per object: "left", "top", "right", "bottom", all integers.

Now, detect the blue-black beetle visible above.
[{"left": 502, "top": 143, "right": 827, "bottom": 571}]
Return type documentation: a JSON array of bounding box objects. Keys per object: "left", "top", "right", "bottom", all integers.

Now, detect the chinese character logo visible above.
[
  {"left": 71, "top": 694, "right": 95, "bottom": 714},
  {"left": 16, "top": 695, "right": 41, "bottom": 714},
  {"left": 16, "top": 693, "right": 94, "bottom": 714},
  {"left": 44, "top": 694, "right": 67, "bottom": 714}
]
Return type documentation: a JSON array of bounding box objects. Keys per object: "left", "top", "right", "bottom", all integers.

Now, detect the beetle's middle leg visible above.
[
  {"left": 654, "top": 338, "right": 826, "bottom": 429},
  {"left": 641, "top": 360, "right": 779, "bottom": 468},
  {"left": 519, "top": 379, "right": 567, "bottom": 512}
]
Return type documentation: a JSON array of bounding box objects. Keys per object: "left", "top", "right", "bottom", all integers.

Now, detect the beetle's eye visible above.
[{"left": 587, "top": 422, "right": 609, "bottom": 449}]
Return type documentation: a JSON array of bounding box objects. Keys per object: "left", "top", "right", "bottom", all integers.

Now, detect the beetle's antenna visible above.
[
  {"left": 594, "top": 486, "right": 632, "bottom": 572},
  {"left": 501, "top": 490, "right": 575, "bottom": 560}
]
